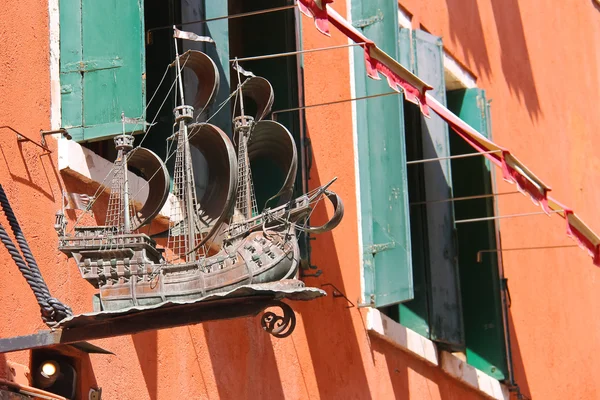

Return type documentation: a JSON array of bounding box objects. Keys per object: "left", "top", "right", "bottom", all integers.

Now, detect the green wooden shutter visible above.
[
  {"left": 397, "top": 29, "right": 463, "bottom": 348},
  {"left": 60, "top": 0, "right": 146, "bottom": 142},
  {"left": 60, "top": 0, "right": 83, "bottom": 133},
  {"left": 352, "top": 0, "right": 413, "bottom": 307},
  {"left": 447, "top": 89, "right": 508, "bottom": 380},
  {"left": 413, "top": 30, "right": 463, "bottom": 348}
]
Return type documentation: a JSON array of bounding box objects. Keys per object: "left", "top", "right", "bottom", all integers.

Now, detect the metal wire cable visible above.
[{"left": 0, "top": 185, "right": 72, "bottom": 327}]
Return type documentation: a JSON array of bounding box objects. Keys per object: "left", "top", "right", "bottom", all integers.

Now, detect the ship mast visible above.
[
  {"left": 105, "top": 115, "right": 135, "bottom": 237},
  {"left": 229, "top": 60, "right": 258, "bottom": 236},
  {"left": 168, "top": 27, "right": 199, "bottom": 262}
]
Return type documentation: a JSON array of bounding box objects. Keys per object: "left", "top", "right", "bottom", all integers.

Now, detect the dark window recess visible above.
[
  {"left": 374, "top": 25, "right": 508, "bottom": 376},
  {"left": 228, "top": 0, "right": 309, "bottom": 265},
  {"left": 382, "top": 88, "right": 509, "bottom": 379},
  {"left": 380, "top": 27, "right": 463, "bottom": 350},
  {"left": 83, "top": 0, "right": 302, "bottom": 200},
  {"left": 80, "top": 0, "right": 307, "bottom": 261},
  {"left": 228, "top": 0, "right": 302, "bottom": 211}
]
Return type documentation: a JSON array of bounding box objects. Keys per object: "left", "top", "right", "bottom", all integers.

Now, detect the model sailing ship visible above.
[{"left": 55, "top": 30, "right": 343, "bottom": 312}]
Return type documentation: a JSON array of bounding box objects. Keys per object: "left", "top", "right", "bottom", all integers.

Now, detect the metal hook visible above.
[{"left": 321, "top": 283, "right": 355, "bottom": 308}]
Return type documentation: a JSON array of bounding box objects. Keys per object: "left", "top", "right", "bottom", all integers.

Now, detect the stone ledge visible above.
[
  {"left": 366, "top": 308, "right": 509, "bottom": 400},
  {"left": 366, "top": 307, "right": 439, "bottom": 366}
]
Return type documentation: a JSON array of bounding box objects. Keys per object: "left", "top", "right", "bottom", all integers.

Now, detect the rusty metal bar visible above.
[
  {"left": 455, "top": 210, "right": 563, "bottom": 225},
  {"left": 230, "top": 42, "right": 366, "bottom": 63},
  {"left": 477, "top": 245, "right": 579, "bottom": 262},
  {"left": 410, "top": 191, "right": 521, "bottom": 206},
  {"left": 272, "top": 91, "right": 401, "bottom": 118},
  {"left": 406, "top": 150, "right": 501, "bottom": 165}
]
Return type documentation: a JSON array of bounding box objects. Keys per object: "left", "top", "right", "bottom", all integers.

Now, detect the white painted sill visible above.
[
  {"left": 366, "top": 308, "right": 510, "bottom": 400},
  {"left": 57, "top": 138, "right": 173, "bottom": 225}
]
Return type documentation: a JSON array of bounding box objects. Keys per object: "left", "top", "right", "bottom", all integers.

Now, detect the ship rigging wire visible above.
[
  {"left": 69, "top": 58, "right": 189, "bottom": 232},
  {"left": 68, "top": 37, "right": 347, "bottom": 245}
]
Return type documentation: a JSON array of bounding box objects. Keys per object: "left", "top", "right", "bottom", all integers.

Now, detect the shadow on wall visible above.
[
  {"left": 294, "top": 147, "right": 373, "bottom": 400},
  {"left": 508, "top": 311, "right": 532, "bottom": 400},
  {"left": 0, "top": 354, "right": 5, "bottom": 379},
  {"left": 133, "top": 331, "right": 158, "bottom": 400},
  {"left": 174, "top": 126, "right": 374, "bottom": 399},
  {"left": 372, "top": 313, "right": 533, "bottom": 399},
  {"left": 200, "top": 317, "right": 287, "bottom": 399},
  {"left": 372, "top": 335, "right": 486, "bottom": 400},
  {"left": 489, "top": 0, "right": 542, "bottom": 121},
  {"left": 444, "top": 0, "right": 493, "bottom": 80},
  {"left": 444, "top": 0, "right": 541, "bottom": 121},
  {"left": 77, "top": 352, "right": 100, "bottom": 399},
  {"left": 0, "top": 126, "right": 59, "bottom": 202}
]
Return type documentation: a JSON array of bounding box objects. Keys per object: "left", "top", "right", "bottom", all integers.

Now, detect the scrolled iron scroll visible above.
[{"left": 260, "top": 301, "right": 296, "bottom": 338}]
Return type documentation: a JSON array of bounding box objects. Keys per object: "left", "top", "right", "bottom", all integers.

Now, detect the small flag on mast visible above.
[
  {"left": 173, "top": 28, "right": 215, "bottom": 44},
  {"left": 121, "top": 114, "right": 156, "bottom": 128},
  {"left": 63, "top": 192, "right": 94, "bottom": 211},
  {"left": 233, "top": 62, "right": 255, "bottom": 78}
]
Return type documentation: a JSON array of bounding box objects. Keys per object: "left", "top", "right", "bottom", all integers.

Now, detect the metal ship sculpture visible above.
[{"left": 54, "top": 34, "right": 343, "bottom": 314}]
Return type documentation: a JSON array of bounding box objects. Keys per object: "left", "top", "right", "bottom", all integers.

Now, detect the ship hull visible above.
[{"left": 60, "top": 229, "right": 299, "bottom": 311}]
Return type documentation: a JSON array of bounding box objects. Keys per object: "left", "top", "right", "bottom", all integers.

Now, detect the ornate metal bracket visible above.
[{"left": 260, "top": 301, "right": 296, "bottom": 338}]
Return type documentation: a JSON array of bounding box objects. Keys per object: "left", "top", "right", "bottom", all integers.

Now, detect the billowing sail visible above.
[
  {"left": 233, "top": 76, "right": 274, "bottom": 121},
  {"left": 248, "top": 120, "right": 298, "bottom": 206},
  {"left": 171, "top": 50, "right": 220, "bottom": 111},
  {"left": 127, "top": 147, "right": 170, "bottom": 231},
  {"left": 187, "top": 122, "right": 237, "bottom": 250}
]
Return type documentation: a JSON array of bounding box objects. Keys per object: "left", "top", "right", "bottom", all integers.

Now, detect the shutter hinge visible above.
[
  {"left": 357, "top": 293, "right": 376, "bottom": 308},
  {"left": 60, "top": 84, "right": 73, "bottom": 94},
  {"left": 61, "top": 58, "right": 124, "bottom": 74},
  {"left": 352, "top": 10, "right": 384, "bottom": 29},
  {"left": 477, "top": 93, "right": 487, "bottom": 122},
  {"left": 366, "top": 241, "right": 396, "bottom": 255}
]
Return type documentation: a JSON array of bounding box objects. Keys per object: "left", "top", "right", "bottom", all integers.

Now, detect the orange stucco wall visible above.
[
  {"left": 1, "top": 0, "right": 599, "bottom": 399},
  {"left": 399, "top": 1, "right": 600, "bottom": 398}
]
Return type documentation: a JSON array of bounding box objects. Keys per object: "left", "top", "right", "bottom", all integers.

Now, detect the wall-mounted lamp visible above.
[
  {"left": 36, "top": 360, "right": 60, "bottom": 389},
  {"left": 32, "top": 355, "right": 77, "bottom": 399}
]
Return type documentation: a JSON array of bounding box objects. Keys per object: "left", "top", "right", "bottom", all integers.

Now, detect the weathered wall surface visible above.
[
  {"left": 399, "top": 1, "right": 600, "bottom": 399},
  {"left": 1, "top": 0, "right": 598, "bottom": 399},
  {"left": 0, "top": 0, "right": 484, "bottom": 398}
]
